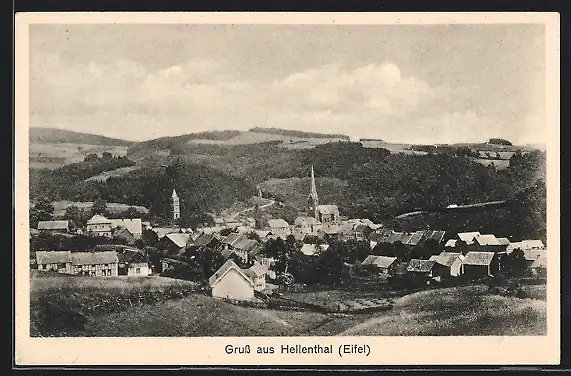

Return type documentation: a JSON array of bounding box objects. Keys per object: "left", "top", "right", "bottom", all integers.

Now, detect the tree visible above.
[
  {"left": 30, "top": 197, "right": 54, "bottom": 228},
  {"left": 63, "top": 205, "right": 80, "bottom": 223},
  {"left": 194, "top": 246, "right": 225, "bottom": 280},
  {"left": 346, "top": 239, "right": 371, "bottom": 263},
  {"left": 141, "top": 228, "right": 159, "bottom": 247},
  {"left": 253, "top": 204, "right": 263, "bottom": 230},
  {"left": 315, "top": 245, "right": 345, "bottom": 285},
  {"left": 91, "top": 199, "right": 108, "bottom": 215},
  {"left": 101, "top": 152, "right": 113, "bottom": 161},
  {"left": 84, "top": 153, "right": 98, "bottom": 162},
  {"left": 246, "top": 231, "right": 261, "bottom": 242}
]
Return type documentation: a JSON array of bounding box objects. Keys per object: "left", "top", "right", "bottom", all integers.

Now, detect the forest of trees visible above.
[{"left": 29, "top": 138, "right": 546, "bottom": 242}]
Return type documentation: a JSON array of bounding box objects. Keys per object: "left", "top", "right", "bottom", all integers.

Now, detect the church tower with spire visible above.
[
  {"left": 171, "top": 189, "right": 180, "bottom": 223},
  {"left": 307, "top": 165, "right": 319, "bottom": 219}
]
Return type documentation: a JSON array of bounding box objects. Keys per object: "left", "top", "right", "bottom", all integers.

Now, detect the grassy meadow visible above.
[
  {"left": 30, "top": 271, "right": 547, "bottom": 337},
  {"left": 340, "top": 285, "right": 547, "bottom": 336}
]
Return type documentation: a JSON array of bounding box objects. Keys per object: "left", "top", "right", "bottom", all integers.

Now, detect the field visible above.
[
  {"left": 85, "top": 166, "right": 140, "bottom": 182},
  {"left": 360, "top": 140, "right": 429, "bottom": 155},
  {"left": 29, "top": 271, "right": 547, "bottom": 337},
  {"left": 49, "top": 200, "right": 149, "bottom": 217},
  {"left": 340, "top": 285, "right": 547, "bottom": 336},
  {"left": 29, "top": 142, "right": 130, "bottom": 169},
  {"left": 188, "top": 131, "right": 347, "bottom": 149}
]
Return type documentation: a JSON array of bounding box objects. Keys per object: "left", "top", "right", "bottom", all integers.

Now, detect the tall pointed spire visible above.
[
  {"left": 310, "top": 165, "right": 318, "bottom": 201},
  {"left": 308, "top": 165, "right": 319, "bottom": 218}
]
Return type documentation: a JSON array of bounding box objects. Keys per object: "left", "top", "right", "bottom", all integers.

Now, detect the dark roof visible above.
[
  {"left": 427, "top": 230, "right": 446, "bottom": 243},
  {"left": 463, "top": 251, "right": 495, "bottom": 266},
  {"left": 407, "top": 259, "right": 435, "bottom": 273},
  {"left": 36, "top": 250, "right": 72, "bottom": 264},
  {"left": 37, "top": 220, "right": 69, "bottom": 230},
  {"left": 431, "top": 252, "right": 463, "bottom": 267},
  {"left": 71, "top": 251, "right": 119, "bottom": 265},
  {"left": 115, "top": 248, "right": 147, "bottom": 264},
  {"left": 354, "top": 224, "right": 370, "bottom": 233},
  {"left": 361, "top": 255, "right": 397, "bottom": 268},
  {"left": 406, "top": 231, "right": 425, "bottom": 246},
  {"left": 192, "top": 233, "right": 220, "bottom": 248},
  {"left": 234, "top": 238, "right": 259, "bottom": 252},
  {"left": 222, "top": 232, "right": 242, "bottom": 246}
]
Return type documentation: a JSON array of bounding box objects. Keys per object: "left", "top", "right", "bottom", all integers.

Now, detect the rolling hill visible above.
[
  {"left": 29, "top": 128, "right": 136, "bottom": 169},
  {"left": 30, "top": 127, "right": 135, "bottom": 146}
]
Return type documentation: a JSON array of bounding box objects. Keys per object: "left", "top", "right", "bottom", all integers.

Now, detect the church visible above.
[{"left": 306, "top": 165, "right": 340, "bottom": 224}]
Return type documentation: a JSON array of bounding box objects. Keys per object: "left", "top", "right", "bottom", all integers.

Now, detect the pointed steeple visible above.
[
  {"left": 172, "top": 189, "right": 178, "bottom": 199},
  {"left": 308, "top": 165, "right": 319, "bottom": 218},
  {"left": 310, "top": 165, "right": 318, "bottom": 201}
]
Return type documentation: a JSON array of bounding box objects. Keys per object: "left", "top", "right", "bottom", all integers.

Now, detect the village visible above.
[{"left": 30, "top": 164, "right": 547, "bottom": 308}]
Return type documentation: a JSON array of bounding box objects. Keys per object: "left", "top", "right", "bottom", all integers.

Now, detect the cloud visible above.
[{"left": 31, "top": 55, "right": 537, "bottom": 144}]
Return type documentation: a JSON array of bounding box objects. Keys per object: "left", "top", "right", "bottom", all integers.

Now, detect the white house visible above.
[
  {"left": 267, "top": 219, "right": 291, "bottom": 234},
  {"left": 244, "top": 262, "right": 267, "bottom": 292},
  {"left": 86, "top": 215, "right": 113, "bottom": 237},
  {"left": 209, "top": 259, "right": 255, "bottom": 301}
]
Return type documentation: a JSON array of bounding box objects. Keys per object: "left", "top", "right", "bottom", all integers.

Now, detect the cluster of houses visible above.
[
  {"left": 360, "top": 230, "right": 547, "bottom": 281},
  {"left": 36, "top": 215, "right": 147, "bottom": 243}
]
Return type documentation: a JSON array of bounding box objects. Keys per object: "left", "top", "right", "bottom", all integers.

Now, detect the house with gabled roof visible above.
[
  {"left": 189, "top": 232, "right": 222, "bottom": 251},
  {"left": 209, "top": 259, "right": 255, "bottom": 301},
  {"left": 353, "top": 224, "right": 373, "bottom": 240},
  {"left": 266, "top": 219, "right": 291, "bottom": 234},
  {"left": 110, "top": 218, "right": 143, "bottom": 239},
  {"left": 429, "top": 252, "right": 465, "bottom": 277},
  {"left": 507, "top": 239, "right": 545, "bottom": 252},
  {"left": 156, "top": 232, "right": 191, "bottom": 257},
  {"left": 456, "top": 231, "right": 481, "bottom": 245},
  {"left": 406, "top": 259, "right": 436, "bottom": 277},
  {"left": 463, "top": 251, "right": 498, "bottom": 277},
  {"left": 530, "top": 254, "right": 547, "bottom": 277},
  {"left": 36, "top": 250, "right": 73, "bottom": 273},
  {"left": 361, "top": 255, "right": 398, "bottom": 275},
  {"left": 94, "top": 244, "right": 150, "bottom": 276},
  {"left": 86, "top": 214, "right": 113, "bottom": 237},
  {"left": 243, "top": 262, "right": 268, "bottom": 291}
]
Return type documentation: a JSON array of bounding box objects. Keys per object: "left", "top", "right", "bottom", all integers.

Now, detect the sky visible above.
[{"left": 29, "top": 23, "right": 546, "bottom": 144}]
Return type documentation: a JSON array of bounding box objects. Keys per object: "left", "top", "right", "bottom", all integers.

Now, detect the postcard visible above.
[{"left": 14, "top": 12, "right": 560, "bottom": 366}]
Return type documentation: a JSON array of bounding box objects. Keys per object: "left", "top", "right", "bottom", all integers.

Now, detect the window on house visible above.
[{"left": 136, "top": 268, "right": 141, "bottom": 274}]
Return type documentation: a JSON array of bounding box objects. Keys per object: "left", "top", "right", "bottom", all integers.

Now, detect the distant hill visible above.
[
  {"left": 30, "top": 127, "right": 135, "bottom": 147},
  {"left": 249, "top": 127, "right": 350, "bottom": 140}
]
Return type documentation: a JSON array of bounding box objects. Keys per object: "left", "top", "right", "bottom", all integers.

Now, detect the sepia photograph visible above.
[{"left": 14, "top": 12, "right": 560, "bottom": 366}]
